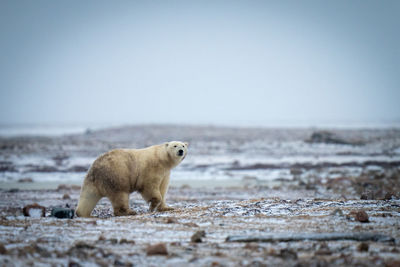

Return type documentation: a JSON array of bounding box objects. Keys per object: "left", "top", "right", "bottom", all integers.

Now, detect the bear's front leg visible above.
[
  {"left": 158, "top": 175, "right": 174, "bottom": 211},
  {"left": 144, "top": 190, "right": 173, "bottom": 212},
  {"left": 149, "top": 195, "right": 162, "bottom": 212}
]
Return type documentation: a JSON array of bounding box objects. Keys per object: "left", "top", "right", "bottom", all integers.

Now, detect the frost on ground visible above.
[
  {"left": 0, "top": 186, "right": 399, "bottom": 267},
  {"left": 0, "top": 125, "right": 400, "bottom": 266}
]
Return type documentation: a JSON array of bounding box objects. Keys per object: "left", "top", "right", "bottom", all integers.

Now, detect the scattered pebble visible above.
[
  {"left": 191, "top": 230, "right": 206, "bottom": 243},
  {"left": 119, "top": 238, "right": 135, "bottom": 244},
  {"left": 63, "top": 193, "right": 71, "bottom": 200},
  {"left": 279, "top": 248, "right": 298, "bottom": 260},
  {"left": 384, "top": 192, "right": 396, "bottom": 200},
  {"left": 0, "top": 243, "right": 7, "bottom": 254},
  {"left": 146, "top": 243, "right": 168, "bottom": 256},
  {"left": 23, "top": 203, "right": 46, "bottom": 217},
  {"left": 18, "top": 178, "right": 33, "bottom": 183},
  {"left": 73, "top": 241, "right": 95, "bottom": 250},
  {"left": 166, "top": 217, "right": 178, "bottom": 224},
  {"left": 8, "top": 188, "right": 19, "bottom": 193},
  {"left": 361, "top": 191, "right": 375, "bottom": 200},
  {"left": 68, "top": 261, "right": 81, "bottom": 267},
  {"left": 357, "top": 242, "right": 369, "bottom": 252},
  {"left": 355, "top": 210, "right": 369, "bottom": 223}
]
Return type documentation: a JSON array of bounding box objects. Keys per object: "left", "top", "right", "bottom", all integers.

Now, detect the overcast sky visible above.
[{"left": 1, "top": 0, "right": 399, "bottom": 127}]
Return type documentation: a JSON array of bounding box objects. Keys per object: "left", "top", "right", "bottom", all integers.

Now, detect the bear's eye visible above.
[{"left": 174, "top": 145, "right": 177, "bottom": 148}]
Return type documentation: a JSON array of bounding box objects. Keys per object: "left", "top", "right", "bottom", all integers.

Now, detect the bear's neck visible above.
[{"left": 155, "top": 147, "right": 177, "bottom": 169}]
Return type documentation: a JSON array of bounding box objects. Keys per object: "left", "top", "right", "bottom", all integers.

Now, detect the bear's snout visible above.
[{"left": 178, "top": 149, "right": 184, "bottom": 156}]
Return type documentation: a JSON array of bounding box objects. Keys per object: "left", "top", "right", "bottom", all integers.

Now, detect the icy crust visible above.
[
  {"left": 1, "top": 126, "right": 400, "bottom": 185},
  {"left": 0, "top": 187, "right": 399, "bottom": 266}
]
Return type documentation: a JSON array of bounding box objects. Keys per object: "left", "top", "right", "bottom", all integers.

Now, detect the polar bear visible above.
[{"left": 75, "top": 141, "right": 188, "bottom": 217}]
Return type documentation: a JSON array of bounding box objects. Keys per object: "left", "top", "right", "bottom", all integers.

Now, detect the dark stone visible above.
[
  {"left": 8, "top": 188, "right": 19, "bottom": 193},
  {"left": 18, "top": 178, "right": 33, "bottom": 183},
  {"left": 51, "top": 207, "right": 74, "bottom": 219},
  {"left": 355, "top": 210, "right": 369, "bottom": 223},
  {"left": 357, "top": 242, "right": 369, "bottom": 252},
  {"left": 146, "top": 243, "right": 168, "bottom": 256},
  {"left": 191, "top": 230, "right": 206, "bottom": 243},
  {"left": 119, "top": 238, "right": 135, "bottom": 244},
  {"left": 279, "top": 248, "right": 298, "bottom": 260},
  {"left": 68, "top": 261, "right": 82, "bottom": 267},
  {"left": 73, "top": 241, "right": 95, "bottom": 250},
  {"left": 0, "top": 243, "right": 7, "bottom": 254},
  {"left": 384, "top": 192, "right": 396, "bottom": 200},
  {"left": 166, "top": 217, "right": 178, "bottom": 224},
  {"left": 361, "top": 191, "right": 375, "bottom": 200}
]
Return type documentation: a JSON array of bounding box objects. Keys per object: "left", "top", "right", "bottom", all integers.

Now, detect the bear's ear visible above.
[
  {"left": 184, "top": 142, "right": 189, "bottom": 147},
  {"left": 165, "top": 142, "right": 169, "bottom": 147}
]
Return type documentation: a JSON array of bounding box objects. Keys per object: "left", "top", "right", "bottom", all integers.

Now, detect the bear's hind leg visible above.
[
  {"left": 76, "top": 187, "right": 102, "bottom": 218},
  {"left": 109, "top": 192, "right": 136, "bottom": 216}
]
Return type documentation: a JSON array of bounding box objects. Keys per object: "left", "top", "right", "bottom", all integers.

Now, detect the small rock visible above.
[
  {"left": 68, "top": 261, "right": 81, "bottom": 267},
  {"left": 23, "top": 203, "right": 46, "bottom": 217},
  {"left": 8, "top": 188, "right": 19, "bottom": 193},
  {"left": 191, "top": 230, "right": 206, "bottom": 243},
  {"left": 355, "top": 210, "right": 369, "bottom": 223},
  {"left": 51, "top": 207, "right": 74, "bottom": 219},
  {"left": 357, "top": 242, "right": 369, "bottom": 252},
  {"left": 279, "top": 248, "right": 298, "bottom": 260},
  {"left": 63, "top": 193, "right": 71, "bottom": 200},
  {"left": 166, "top": 217, "right": 177, "bottom": 224},
  {"left": 18, "top": 178, "right": 33, "bottom": 183},
  {"left": 361, "top": 191, "right": 375, "bottom": 200},
  {"left": 384, "top": 192, "right": 395, "bottom": 200},
  {"left": 109, "top": 238, "right": 118, "bottom": 244},
  {"left": 146, "top": 243, "right": 168, "bottom": 256},
  {"left": 0, "top": 243, "right": 7, "bottom": 254},
  {"left": 73, "top": 241, "right": 95, "bottom": 250},
  {"left": 119, "top": 238, "right": 135, "bottom": 244},
  {"left": 290, "top": 168, "right": 302, "bottom": 176}
]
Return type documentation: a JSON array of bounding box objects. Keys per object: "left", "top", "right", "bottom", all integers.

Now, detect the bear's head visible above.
[{"left": 165, "top": 141, "right": 188, "bottom": 162}]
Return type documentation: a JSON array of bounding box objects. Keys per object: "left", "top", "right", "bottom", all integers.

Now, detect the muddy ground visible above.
[{"left": 0, "top": 125, "right": 399, "bottom": 266}]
